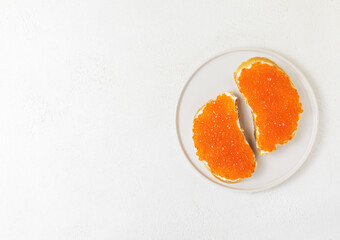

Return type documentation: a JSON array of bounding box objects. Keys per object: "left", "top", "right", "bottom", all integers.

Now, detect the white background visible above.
[{"left": 0, "top": 0, "right": 339, "bottom": 239}]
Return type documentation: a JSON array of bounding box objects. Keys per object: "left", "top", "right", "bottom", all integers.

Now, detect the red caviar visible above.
[
  {"left": 192, "top": 93, "right": 256, "bottom": 182},
  {"left": 237, "top": 61, "right": 303, "bottom": 153}
]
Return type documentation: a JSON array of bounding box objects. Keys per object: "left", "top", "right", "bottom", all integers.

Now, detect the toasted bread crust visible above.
[
  {"left": 194, "top": 92, "right": 257, "bottom": 183},
  {"left": 234, "top": 57, "right": 302, "bottom": 155}
]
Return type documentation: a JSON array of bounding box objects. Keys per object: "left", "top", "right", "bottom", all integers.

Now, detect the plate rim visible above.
[{"left": 175, "top": 47, "right": 319, "bottom": 192}]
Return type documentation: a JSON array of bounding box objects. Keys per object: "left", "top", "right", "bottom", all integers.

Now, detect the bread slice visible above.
[
  {"left": 192, "top": 92, "right": 257, "bottom": 183},
  {"left": 234, "top": 57, "right": 303, "bottom": 155}
]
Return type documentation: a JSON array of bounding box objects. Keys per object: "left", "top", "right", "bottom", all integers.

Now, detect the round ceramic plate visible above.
[{"left": 176, "top": 48, "right": 318, "bottom": 192}]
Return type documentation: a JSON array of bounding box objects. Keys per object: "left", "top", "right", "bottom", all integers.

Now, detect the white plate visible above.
[{"left": 176, "top": 48, "right": 319, "bottom": 192}]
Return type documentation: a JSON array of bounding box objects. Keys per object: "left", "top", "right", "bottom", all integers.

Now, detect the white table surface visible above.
[{"left": 0, "top": 0, "right": 339, "bottom": 239}]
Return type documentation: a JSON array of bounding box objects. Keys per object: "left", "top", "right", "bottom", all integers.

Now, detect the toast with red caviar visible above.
[
  {"left": 234, "top": 57, "right": 303, "bottom": 155},
  {"left": 192, "top": 92, "right": 257, "bottom": 183}
]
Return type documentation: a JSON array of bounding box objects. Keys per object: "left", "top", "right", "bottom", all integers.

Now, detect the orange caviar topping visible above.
[
  {"left": 237, "top": 61, "right": 303, "bottom": 153},
  {"left": 192, "top": 93, "right": 256, "bottom": 182}
]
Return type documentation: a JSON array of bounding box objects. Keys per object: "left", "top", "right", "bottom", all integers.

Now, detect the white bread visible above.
[
  {"left": 193, "top": 92, "right": 257, "bottom": 183},
  {"left": 234, "top": 57, "right": 302, "bottom": 155}
]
